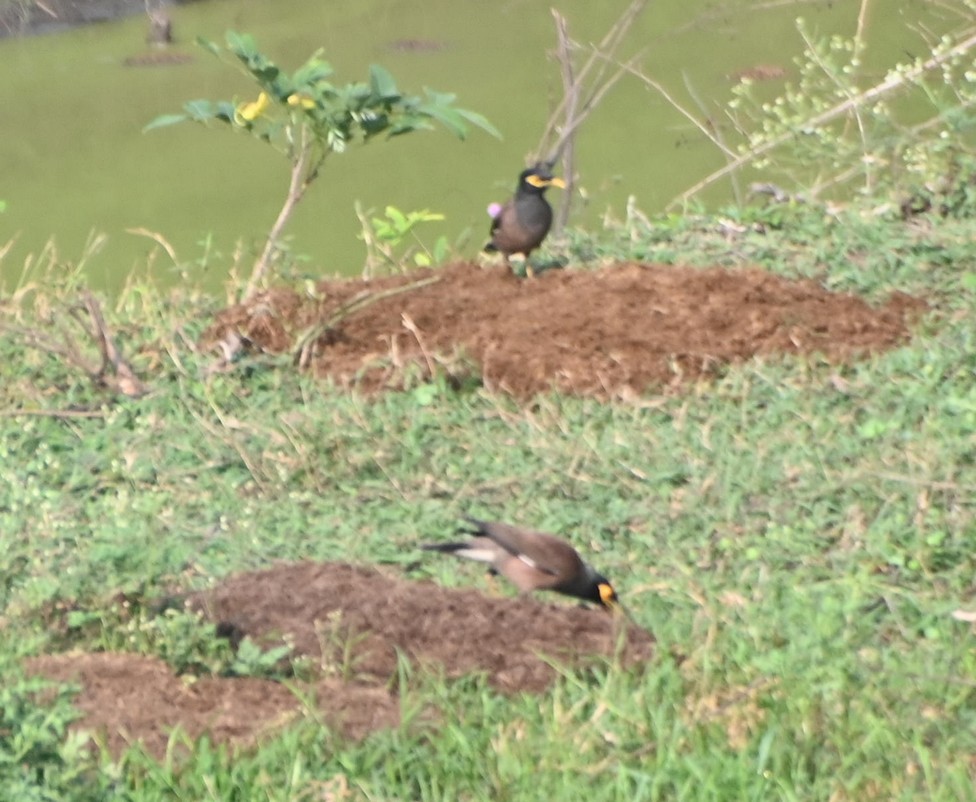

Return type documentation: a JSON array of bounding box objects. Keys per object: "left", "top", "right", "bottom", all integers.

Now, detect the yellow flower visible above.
[
  {"left": 287, "top": 93, "right": 316, "bottom": 110},
  {"left": 234, "top": 91, "right": 271, "bottom": 125}
]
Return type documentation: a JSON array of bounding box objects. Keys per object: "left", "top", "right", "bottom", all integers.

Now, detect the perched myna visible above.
[
  {"left": 422, "top": 517, "right": 618, "bottom": 608},
  {"left": 484, "top": 165, "right": 566, "bottom": 271}
]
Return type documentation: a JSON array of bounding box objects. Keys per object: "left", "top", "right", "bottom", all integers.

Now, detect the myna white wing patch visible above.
[
  {"left": 454, "top": 547, "right": 498, "bottom": 565},
  {"left": 518, "top": 552, "right": 558, "bottom": 576}
]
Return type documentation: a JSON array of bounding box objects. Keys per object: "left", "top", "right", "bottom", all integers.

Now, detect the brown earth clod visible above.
[
  {"left": 28, "top": 562, "right": 652, "bottom": 759},
  {"left": 204, "top": 262, "right": 924, "bottom": 398},
  {"left": 189, "top": 562, "right": 653, "bottom": 694}
]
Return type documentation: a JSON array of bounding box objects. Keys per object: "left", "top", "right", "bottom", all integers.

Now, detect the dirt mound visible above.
[
  {"left": 28, "top": 562, "right": 650, "bottom": 759},
  {"left": 26, "top": 652, "right": 397, "bottom": 759},
  {"left": 205, "top": 262, "right": 923, "bottom": 398},
  {"left": 191, "top": 562, "right": 650, "bottom": 692}
]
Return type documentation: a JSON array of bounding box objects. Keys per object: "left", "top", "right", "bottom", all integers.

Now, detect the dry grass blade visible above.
[
  {"left": 125, "top": 227, "right": 179, "bottom": 265},
  {"left": 292, "top": 276, "right": 442, "bottom": 369}
]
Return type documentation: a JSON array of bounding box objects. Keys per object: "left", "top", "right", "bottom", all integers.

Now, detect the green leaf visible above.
[
  {"left": 858, "top": 418, "right": 895, "bottom": 439},
  {"left": 252, "top": 62, "right": 282, "bottom": 86},
  {"left": 182, "top": 98, "right": 236, "bottom": 124},
  {"left": 423, "top": 88, "right": 457, "bottom": 106},
  {"left": 195, "top": 36, "right": 222, "bottom": 57},
  {"left": 66, "top": 610, "right": 97, "bottom": 628},
  {"left": 432, "top": 235, "right": 449, "bottom": 262},
  {"left": 419, "top": 103, "right": 468, "bottom": 138},
  {"left": 369, "top": 64, "right": 401, "bottom": 101},
  {"left": 420, "top": 88, "right": 500, "bottom": 139},
  {"left": 211, "top": 100, "right": 237, "bottom": 124},
  {"left": 343, "top": 83, "right": 373, "bottom": 110},
  {"left": 327, "top": 129, "right": 348, "bottom": 153},
  {"left": 225, "top": 30, "right": 257, "bottom": 57},
  {"left": 293, "top": 57, "right": 334, "bottom": 88},
  {"left": 385, "top": 206, "right": 407, "bottom": 228},
  {"left": 456, "top": 108, "right": 502, "bottom": 139},
  {"left": 182, "top": 99, "right": 217, "bottom": 120},
  {"left": 390, "top": 116, "right": 436, "bottom": 137},
  {"left": 226, "top": 31, "right": 281, "bottom": 85},
  {"left": 410, "top": 383, "right": 439, "bottom": 406},
  {"left": 143, "top": 113, "right": 189, "bottom": 132}
]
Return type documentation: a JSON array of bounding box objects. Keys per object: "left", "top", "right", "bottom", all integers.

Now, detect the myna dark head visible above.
[
  {"left": 590, "top": 573, "right": 620, "bottom": 609},
  {"left": 515, "top": 164, "right": 567, "bottom": 196},
  {"left": 423, "top": 517, "right": 619, "bottom": 609}
]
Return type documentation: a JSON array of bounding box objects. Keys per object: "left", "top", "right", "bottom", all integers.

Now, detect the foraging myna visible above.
[
  {"left": 422, "top": 517, "right": 618, "bottom": 608},
  {"left": 484, "top": 164, "right": 566, "bottom": 271}
]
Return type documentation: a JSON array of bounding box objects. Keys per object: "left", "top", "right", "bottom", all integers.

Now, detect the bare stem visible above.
[
  {"left": 245, "top": 127, "right": 315, "bottom": 301},
  {"left": 552, "top": 11, "right": 578, "bottom": 234}
]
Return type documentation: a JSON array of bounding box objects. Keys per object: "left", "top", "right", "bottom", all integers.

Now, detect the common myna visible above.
[
  {"left": 484, "top": 165, "right": 566, "bottom": 271},
  {"left": 422, "top": 517, "right": 618, "bottom": 608}
]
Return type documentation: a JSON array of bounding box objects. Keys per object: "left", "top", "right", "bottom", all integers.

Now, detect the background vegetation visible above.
[{"left": 2, "top": 2, "right": 976, "bottom": 800}]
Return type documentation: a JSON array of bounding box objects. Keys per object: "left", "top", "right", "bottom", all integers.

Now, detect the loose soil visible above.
[
  {"left": 27, "top": 651, "right": 399, "bottom": 759},
  {"left": 205, "top": 262, "right": 923, "bottom": 399},
  {"left": 28, "top": 261, "right": 924, "bottom": 760},
  {"left": 28, "top": 562, "right": 652, "bottom": 760}
]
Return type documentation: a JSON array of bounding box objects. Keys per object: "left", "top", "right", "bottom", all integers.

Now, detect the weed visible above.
[{"left": 147, "top": 32, "right": 498, "bottom": 299}]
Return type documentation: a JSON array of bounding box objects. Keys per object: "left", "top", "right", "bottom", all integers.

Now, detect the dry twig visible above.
[
  {"left": 534, "top": 1, "right": 648, "bottom": 234},
  {"left": 1, "top": 290, "right": 149, "bottom": 398}
]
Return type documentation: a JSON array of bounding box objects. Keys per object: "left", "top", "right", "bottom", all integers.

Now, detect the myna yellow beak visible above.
[
  {"left": 598, "top": 582, "right": 618, "bottom": 608},
  {"left": 525, "top": 174, "right": 566, "bottom": 190}
]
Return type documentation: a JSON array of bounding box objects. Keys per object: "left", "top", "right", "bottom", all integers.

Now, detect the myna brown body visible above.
[
  {"left": 423, "top": 517, "right": 618, "bottom": 608},
  {"left": 484, "top": 165, "right": 566, "bottom": 267}
]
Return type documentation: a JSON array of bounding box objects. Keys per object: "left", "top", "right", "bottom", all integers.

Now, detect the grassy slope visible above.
[{"left": 1, "top": 206, "right": 975, "bottom": 800}]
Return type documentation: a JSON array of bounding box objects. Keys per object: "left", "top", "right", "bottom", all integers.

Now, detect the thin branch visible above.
[
  {"left": 537, "top": 0, "right": 648, "bottom": 164},
  {"left": 545, "top": 0, "right": 648, "bottom": 136},
  {"left": 670, "top": 28, "right": 976, "bottom": 208},
  {"left": 552, "top": 11, "right": 578, "bottom": 233},
  {"left": 291, "top": 276, "right": 442, "bottom": 368},
  {"left": 625, "top": 62, "right": 737, "bottom": 158},
  {"left": 547, "top": 54, "right": 639, "bottom": 164},
  {"left": 533, "top": 2, "right": 648, "bottom": 232},
  {"left": 682, "top": 72, "right": 744, "bottom": 205}
]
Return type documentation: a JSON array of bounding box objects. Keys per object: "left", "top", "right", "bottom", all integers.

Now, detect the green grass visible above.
[{"left": 2, "top": 206, "right": 976, "bottom": 800}]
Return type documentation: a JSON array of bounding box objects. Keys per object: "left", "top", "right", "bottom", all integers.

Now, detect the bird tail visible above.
[
  {"left": 421, "top": 541, "right": 497, "bottom": 565},
  {"left": 420, "top": 541, "right": 470, "bottom": 553}
]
